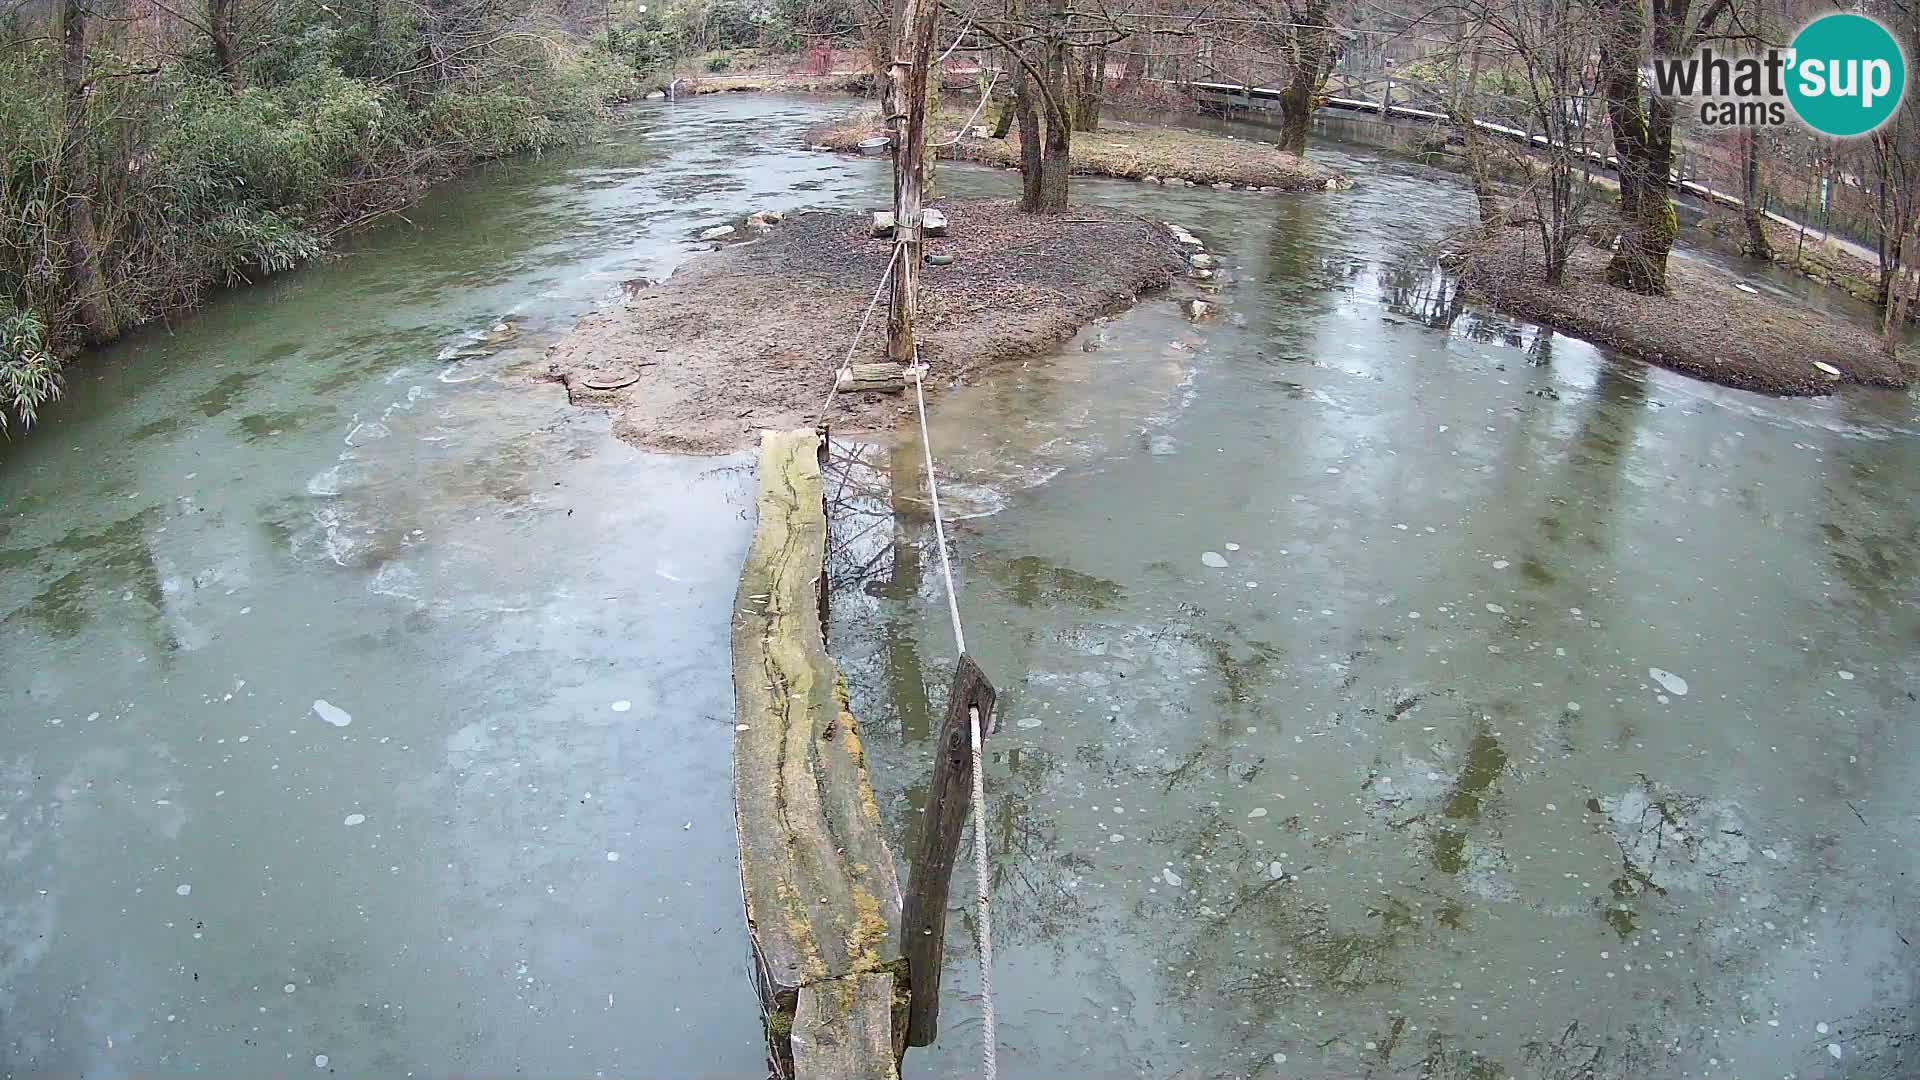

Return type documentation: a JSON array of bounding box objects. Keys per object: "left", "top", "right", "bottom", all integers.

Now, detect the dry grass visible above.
[
  {"left": 810, "top": 105, "right": 1348, "bottom": 192},
  {"left": 1457, "top": 227, "right": 1911, "bottom": 395}
]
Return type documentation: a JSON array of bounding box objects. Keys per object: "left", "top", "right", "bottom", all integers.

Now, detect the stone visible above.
[
  {"left": 1189, "top": 252, "right": 1215, "bottom": 269},
  {"left": 1325, "top": 177, "right": 1342, "bottom": 191},
  {"left": 1143, "top": 175, "right": 1161, "bottom": 184},
  {"left": 644, "top": 90, "right": 666, "bottom": 100},
  {"left": 809, "top": 143, "right": 832, "bottom": 152},
  {"left": 970, "top": 125, "right": 991, "bottom": 138},
  {"left": 1213, "top": 182, "right": 1233, "bottom": 191},
  {"left": 1188, "top": 300, "right": 1213, "bottom": 320},
  {"left": 1191, "top": 268, "right": 1214, "bottom": 281},
  {"left": 748, "top": 209, "right": 786, "bottom": 227},
  {"left": 922, "top": 207, "right": 948, "bottom": 237},
  {"left": 870, "top": 211, "right": 895, "bottom": 237},
  {"left": 699, "top": 224, "right": 735, "bottom": 241}
]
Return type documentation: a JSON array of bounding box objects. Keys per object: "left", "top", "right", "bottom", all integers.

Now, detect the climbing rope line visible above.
[
  {"left": 909, "top": 346, "right": 997, "bottom": 1080},
  {"left": 821, "top": 241, "right": 907, "bottom": 414},
  {"left": 931, "top": 71, "right": 1001, "bottom": 149}
]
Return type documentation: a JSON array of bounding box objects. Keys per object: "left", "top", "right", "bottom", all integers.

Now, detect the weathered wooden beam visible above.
[
  {"left": 732, "top": 428, "right": 907, "bottom": 1078},
  {"left": 793, "top": 973, "right": 901, "bottom": 1080},
  {"left": 886, "top": 0, "right": 940, "bottom": 364},
  {"left": 837, "top": 362, "right": 908, "bottom": 393},
  {"left": 901, "top": 653, "right": 997, "bottom": 1047}
]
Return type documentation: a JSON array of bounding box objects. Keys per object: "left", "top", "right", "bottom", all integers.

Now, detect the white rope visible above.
[
  {"left": 909, "top": 351, "right": 995, "bottom": 1080},
  {"left": 822, "top": 242, "right": 907, "bottom": 413},
  {"left": 931, "top": 71, "right": 1002, "bottom": 149}
]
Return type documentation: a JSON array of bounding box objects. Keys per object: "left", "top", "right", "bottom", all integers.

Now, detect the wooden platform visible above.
[{"left": 731, "top": 428, "right": 906, "bottom": 1079}]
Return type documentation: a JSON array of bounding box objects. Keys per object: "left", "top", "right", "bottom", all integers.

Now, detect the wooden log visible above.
[
  {"left": 901, "top": 653, "right": 997, "bottom": 1047},
  {"left": 837, "top": 363, "right": 907, "bottom": 393},
  {"left": 793, "top": 973, "right": 901, "bottom": 1080},
  {"left": 732, "top": 429, "right": 907, "bottom": 1077}
]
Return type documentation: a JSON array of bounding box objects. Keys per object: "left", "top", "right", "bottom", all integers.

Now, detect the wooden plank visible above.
[
  {"left": 901, "top": 653, "right": 997, "bottom": 1047},
  {"left": 792, "top": 974, "right": 901, "bottom": 1080},
  {"left": 732, "top": 428, "right": 906, "bottom": 1075},
  {"left": 837, "top": 363, "right": 907, "bottom": 393}
]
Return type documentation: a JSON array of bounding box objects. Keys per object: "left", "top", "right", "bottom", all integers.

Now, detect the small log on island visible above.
[{"left": 731, "top": 428, "right": 907, "bottom": 1080}]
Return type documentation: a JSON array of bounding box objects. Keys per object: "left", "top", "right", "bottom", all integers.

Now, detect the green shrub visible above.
[
  {"left": 0, "top": 309, "right": 58, "bottom": 434},
  {"left": 0, "top": 4, "right": 629, "bottom": 433}
]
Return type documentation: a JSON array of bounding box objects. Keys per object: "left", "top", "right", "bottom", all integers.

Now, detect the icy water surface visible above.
[
  {"left": 5, "top": 91, "right": 1915, "bottom": 1080},
  {"left": 833, "top": 159, "right": 1920, "bottom": 1078},
  {"left": 0, "top": 95, "right": 884, "bottom": 1077}
]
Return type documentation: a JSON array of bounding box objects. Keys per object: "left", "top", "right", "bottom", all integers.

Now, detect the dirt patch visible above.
[
  {"left": 1454, "top": 228, "right": 1912, "bottom": 395},
  {"left": 809, "top": 105, "right": 1347, "bottom": 193},
  {"left": 544, "top": 199, "right": 1189, "bottom": 453}
]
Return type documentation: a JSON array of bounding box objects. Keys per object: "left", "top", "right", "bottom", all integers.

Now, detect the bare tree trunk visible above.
[
  {"left": 885, "top": 0, "right": 938, "bottom": 363},
  {"left": 1883, "top": 213, "right": 1915, "bottom": 357},
  {"left": 991, "top": 82, "right": 1015, "bottom": 137},
  {"left": 1034, "top": 31, "right": 1070, "bottom": 211},
  {"left": 60, "top": 0, "right": 116, "bottom": 341},
  {"left": 1074, "top": 44, "right": 1105, "bottom": 130},
  {"left": 1274, "top": 0, "right": 1333, "bottom": 155},
  {"left": 1599, "top": 0, "right": 1675, "bottom": 294},
  {"left": 209, "top": 0, "right": 238, "bottom": 88},
  {"left": 1740, "top": 129, "right": 1773, "bottom": 259}
]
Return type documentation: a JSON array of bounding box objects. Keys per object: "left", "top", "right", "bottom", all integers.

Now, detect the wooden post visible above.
[
  {"left": 901, "top": 653, "right": 997, "bottom": 1047},
  {"left": 886, "top": 0, "right": 939, "bottom": 365}
]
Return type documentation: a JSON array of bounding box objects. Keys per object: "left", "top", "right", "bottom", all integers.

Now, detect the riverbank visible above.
[
  {"left": 809, "top": 105, "right": 1348, "bottom": 192},
  {"left": 544, "top": 198, "right": 1188, "bottom": 453},
  {"left": 0, "top": 29, "right": 629, "bottom": 434},
  {"left": 1454, "top": 228, "right": 1912, "bottom": 394}
]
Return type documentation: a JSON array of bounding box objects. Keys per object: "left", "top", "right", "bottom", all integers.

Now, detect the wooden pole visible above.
[
  {"left": 887, "top": 0, "right": 939, "bottom": 365},
  {"left": 901, "top": 653, "right": 997, "bottom": 1047}
]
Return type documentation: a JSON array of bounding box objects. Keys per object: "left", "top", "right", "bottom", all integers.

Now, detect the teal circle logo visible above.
[{"left": 1787, "top": 13, "right": 1906, "bottom": 137}]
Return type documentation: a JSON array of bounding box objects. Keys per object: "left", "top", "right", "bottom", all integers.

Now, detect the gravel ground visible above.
[
  {"left": 1456, "top": 227, "right": 1912, "bottom": 395},
  {"left": 810, "top": 106, "right": 1348, "bottom": 192},
  {"left": 544, "top": 199, "right": 1189, "bottom": 453}
]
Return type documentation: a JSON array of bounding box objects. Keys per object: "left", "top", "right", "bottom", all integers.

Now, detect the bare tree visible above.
[
  {"left": 1439, "top": 0, "right": 1603, "bottom": 285},
  {"left": 1597, "top": 0, "right": 1734, "bottom": 294},
  {"left": 60, "top": 0, "right": 117, "bottom": 340}
]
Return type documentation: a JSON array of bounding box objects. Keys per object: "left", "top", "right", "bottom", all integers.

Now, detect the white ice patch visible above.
[
  {"left": 1837, "top": 670, "right": 1855, "bottom": 681},
  {"left": 611, "top": 700, "right": 632, "bottom": 713},
  {"left": 1647, "top": 668, "right": 1689, "bottom": 696},
  {"left": 1201, "top": 551, "right": 1229, "bottom": 568},
  {"left": 1484, "top": 603, "right": 1506, "bottom": 614},
  {"left": 344, "top": 814, "right": 367, "bottom": 827},
  {"left": 312, "top": 700, "right": 353, "bottom": 727},
  {"left": 1015, "top": 717, "right": 1043, "bottom": 729},
  {"left": 1161, "top": 868, "right": 1183, "bottom": 888},
  {"left": 606, "top": 851, "right": 620, "bottom": 862},
  {"left": 176, "top": 884, "right": 192, "bottom": 896},
  {"left": 315, "top": 1055, "right": 330, "bottom": 1069}
]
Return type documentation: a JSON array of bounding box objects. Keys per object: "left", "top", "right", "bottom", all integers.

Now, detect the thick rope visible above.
[{"left": 909, "top": 353, "right": 996, "bottom": 1080}]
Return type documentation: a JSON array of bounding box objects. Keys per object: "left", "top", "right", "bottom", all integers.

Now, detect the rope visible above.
[
  {"left": 821, "top": 242, "right": 906, "bottom": 414},
  {"left": 909, "top": 349, "right": 996, "bottom": 1080},
  {"left": 931, "top": 71, "right": 1001, "bottom": 149}
]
